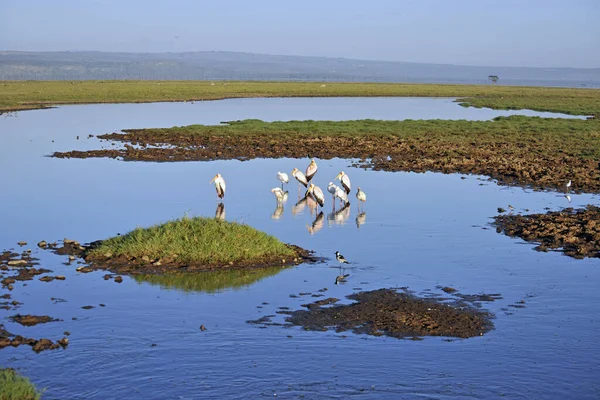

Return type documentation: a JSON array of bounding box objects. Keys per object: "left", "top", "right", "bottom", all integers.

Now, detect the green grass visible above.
[
  {"left": 0, "top": 368, "right": 43, "bottom": 400},
  {"left": 133, "top": 266, "right": 287, "bottom": 293},
  {"left": 87, "top": 216, "right": 297, "bottom": 266},
  {"left": 120, "top": 116, "right": 600, "bottom": 160},
  {"left": 1, "top": 80, "right": 598, "bottom": 116}
]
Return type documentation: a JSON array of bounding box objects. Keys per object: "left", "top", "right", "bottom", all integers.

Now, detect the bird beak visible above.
[
  {"left": 209, "top": 175, "right": 218, "bottom": 183},
  {"left": 334, "top": 173, "right": 342, "bottom": 180}
]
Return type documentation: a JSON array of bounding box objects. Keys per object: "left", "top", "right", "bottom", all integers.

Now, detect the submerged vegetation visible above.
[
  {"left": 1, "top": 80, "right": 598, "bottom": 116},
  {"left": 85, "top": 217, "right": 301, "bottom": 271},
  {"left": 0, "top": 368, "right": 43, "bottom": 400},
  {"left": 55, "top": 116, "right": 600, "bottom": 192}
]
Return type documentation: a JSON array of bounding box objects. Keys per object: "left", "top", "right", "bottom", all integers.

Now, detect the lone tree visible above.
[{"left": 488, "top": 75, "right": 499, "bottom": 84}]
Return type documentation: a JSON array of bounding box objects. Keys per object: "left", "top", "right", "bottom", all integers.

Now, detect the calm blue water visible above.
[{"left": 0, "top": 99, "right": 598, "bottom": 399}]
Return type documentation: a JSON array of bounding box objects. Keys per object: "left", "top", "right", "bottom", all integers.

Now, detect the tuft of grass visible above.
[
  {"left": 0, "top": 80, "right": 598, "bottom": 116},
  {"left": 87, "top": 217, "right": 297, "bottom": 266},
  {"left": 0, "top": 368, "right": 43, "bottom": 400}
]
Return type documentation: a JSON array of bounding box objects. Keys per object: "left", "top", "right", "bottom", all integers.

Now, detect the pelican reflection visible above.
[
  {"left": 292, "top": 195, "right": 307, "bottom": 216},
  {"left": 307, "top": 211, "right": 325, "bottom": 235},
  {"left": 327, "top": 202, "right": 351, "bottom": 226},
  {"left": 215, "top": 202, "right": 226, "bottom": 220},
  {"left": 272, "top": 204, "right": 284, "bottom": 220},
  {"left": 355, "top": 211, "right": 367, "bottom": 228}
]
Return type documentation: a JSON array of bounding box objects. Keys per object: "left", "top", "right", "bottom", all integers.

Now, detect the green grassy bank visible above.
[
  {"left": 1, "top": 80, "right": 598, "bottom": 116},
  {"left": 0, "top": 368, "right": 43, "bottom": 400}
]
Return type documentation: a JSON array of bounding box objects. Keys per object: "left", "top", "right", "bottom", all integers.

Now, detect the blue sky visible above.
[{"left": 1, "top": 0, "right": 598, "bottom": 68}]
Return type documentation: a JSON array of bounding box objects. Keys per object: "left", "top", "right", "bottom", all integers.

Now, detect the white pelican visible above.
[
  {"left": 210, "top": 173, "right": 226, "bottom": 199},
  {"left": 335, "top": 171, "right": 351, "bottom": 194},
  {"left": 292, "top": 168, "right": 308, "bottom": 188},
  {"left": 308, "top": 183, "right": 325, "bottom": 209},
  {"left": 327, "top": 182, "right": 338, "bottom": 201},
  {"left": 356, "top": 187, "right": 367, "bottom": 208},
  {"left": 271, "top": 187, "right": 286, "bottom": 203},
  {"left": 335, "top": 186, "right": 348, "bottom": 207},
  {"left": 305, "top": 159, "right": 318, "bottom": 183},
  {"left": 277, "top": 171, "right": 289, "bottom": 188}
]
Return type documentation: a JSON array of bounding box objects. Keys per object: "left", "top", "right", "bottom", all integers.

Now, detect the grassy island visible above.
[
  {"left": 85, "top": 217, "right": 305, "bottom": 273},
  {"left": 0, "top": 368, "right": 43, "bottom": 400}
]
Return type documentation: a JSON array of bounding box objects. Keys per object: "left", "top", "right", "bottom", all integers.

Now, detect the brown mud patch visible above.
[
  {"left": 0, "top": 323, "right": 68, "bottom": 353},
  {"left": 53, "top": 131, "right": 600, "bottom": 193},
  {"left": 9, "top": 314, "right": 61, "bottom": 327},
  {"left": 251, "top": 288, "right": 493, "bottom": 339},
  {"left": 49, "top": 240, "right": 317, "bottom": 276},
  {"left": 494, "top": 205, "right": 600, "bottom": 259}
]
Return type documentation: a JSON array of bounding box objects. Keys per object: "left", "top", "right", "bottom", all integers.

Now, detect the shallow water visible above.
[{"left": 1, "top": 99, "right": 599, "bottom": 399}]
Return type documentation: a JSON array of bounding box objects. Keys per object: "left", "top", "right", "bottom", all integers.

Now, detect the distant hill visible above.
[{"left": 1, "top": 50, "right": 599, "bottom": 87}]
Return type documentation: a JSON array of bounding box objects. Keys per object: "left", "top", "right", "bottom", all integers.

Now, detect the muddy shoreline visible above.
[
  {"left": 494, "top": 205, "right": 600, "bottom": 259},
  {"left": 53, "top": 130, "right": 600, "bottom": 193}
]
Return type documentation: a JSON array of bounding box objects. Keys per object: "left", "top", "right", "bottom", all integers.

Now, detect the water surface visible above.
[{"left": 0, "top": 99, "right": 598, "bottom": 399}]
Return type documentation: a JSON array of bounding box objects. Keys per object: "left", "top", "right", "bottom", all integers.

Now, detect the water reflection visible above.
[
  {"left": 215, "top": 202, "right": 226, "bottom": 220},
  {"left": 291, "top": 195, "right": 307, "bottom": 216},
  {"left": 271, "top": 204, "right": 284, "bottom": 220},
  {"left": 133, "top": 266, "right": 289, "bottom": 293},
  {"left": 307, "top": 211, "right": 325, "bottom": 235},
  {"left": 355, "top": 211, "right": 367, "bottom": 228},
  {"left": 327, "top": 203, "right": 351, "bottom": 226}
]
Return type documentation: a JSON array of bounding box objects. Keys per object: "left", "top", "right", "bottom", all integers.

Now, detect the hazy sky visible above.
[{"left": 1, "top": 0, "right": 598, "bottom": 68}]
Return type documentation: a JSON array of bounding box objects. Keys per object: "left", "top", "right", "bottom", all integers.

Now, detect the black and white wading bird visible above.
[
  {"left": 277, "top": 171, "right": 289, "bottom": 188},
  {"left": 327, "top": 182, "right": 339, "bottom": 202},
  {"left": 335, "top": 251, "right": 350, "bottom": 265},
  {"left": 271, "top": 187, "right": 286, "bottom": 203},
  {"left": 334, "top": 171, "right": 351, "bottom": 195},
  {"left": 210, "top": 173, "right": 226, "bottom": 200},
  {"left": 356, "top": 187, "right": 367, "bottom": 209},
  {"left": 292, "top": 168, "right": 308, "bottom": 189},
  {"left": 566, "top": 180, "right": 572, "bottom": 192},
  {"left": 307, "top": 183, "right": 325, "bottom": 210}
]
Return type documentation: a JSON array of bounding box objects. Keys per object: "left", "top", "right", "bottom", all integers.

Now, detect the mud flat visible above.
[
  {"left": 251, "top": 288, "right": 494, "bottom": 339},
  {"left": 494, "top": 205, "right": 600, "bottom": 259},
  {"left": 53, "top": 118, "right": 600, "bottom": 193}
]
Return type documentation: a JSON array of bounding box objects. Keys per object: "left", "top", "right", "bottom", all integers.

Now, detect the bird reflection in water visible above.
[
  {"left": 327, "top": 202, "right": 351, "bottom": 226},
  {"left": 565, "top": 194, "right": 572, "bottom": 203},
  {"left": 355, "top": 211, "right": 367, "bottom": 228},
  {"left": 292, "top": 195, "right": 307, "bottom": 216},
  {"left": 307, "top": 211, "right": 325, "bottom": 235},
  {"left": 271, "top": 204, "right": 284, "bottom": 220},
  {"left": 215, "top": 202, "right": 226, "bottom": 220}
]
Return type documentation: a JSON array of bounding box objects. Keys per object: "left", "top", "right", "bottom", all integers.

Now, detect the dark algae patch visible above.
[
  {"left": 494, "top": 205, "right": 600, "bottom": 259},
  {"left": 54, "top": 117, "right": 600, "bottom": 193},
  {"left": 258, "top": 289, "right": 493, "bottom": 339},
  {"left": 9, "top": 314, "right": 61, "bottom": 327}
]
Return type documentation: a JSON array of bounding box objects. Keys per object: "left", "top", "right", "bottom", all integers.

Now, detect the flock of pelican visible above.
[{"left": 209, "top": 159, "right": 368, "bottom": 231}]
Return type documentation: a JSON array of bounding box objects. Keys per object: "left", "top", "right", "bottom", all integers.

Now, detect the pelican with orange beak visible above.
[{"left": 209, "top": 173, "right": 226, "bottom": 199}]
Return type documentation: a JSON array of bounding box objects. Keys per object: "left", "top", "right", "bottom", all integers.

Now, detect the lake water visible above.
[{"left": 0, "top": 98, "right": 598, "bottom": 399}]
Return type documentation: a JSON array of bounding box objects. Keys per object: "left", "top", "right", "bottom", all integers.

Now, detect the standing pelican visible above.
[
  {"left": 308, "top": 183, "right": 325, "bottom": 209},
  {"left": 327, "top": 182, "right": 338, "bottom": 202},
  {"left": 292, "top": 168, "right": 308, "bottom": 188},
  {"left": 210, "top": 173, "right": 226, "bottom": 199},
  {"left": 277, "top": 172, "right": 289, "bottom": 188},
  {"left": 305, "top": 159, "right": 318, "bottom": 183},
  {"left": 335, "top": 186, "right": 349, "bottom": 207},
  {"left": 356, "top": 187, "right": 367, "bottom": 209},
  {"left": 271, "top": 187, "right": 286, "bottom": 203},
  {"left": 335, "top": 171, "right": 351, "bottom": 194}
]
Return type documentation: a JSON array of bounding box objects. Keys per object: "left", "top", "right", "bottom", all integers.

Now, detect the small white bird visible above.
[
  {"left": 271, "top": 187, "right": 286, "bottom": 203},
  {"left": 305, "top": 159, "right": 318, "bottom": 183},
  {"left": 277, "top": 172, "right": 289, "bottom": 188},
  {"left": 292, "top": 168, "right": 308, "bottom": 188},
  {"left": 307, "top": 183, "right": 325, "bottom": 209},
  {"left": 356, "top": 187, "right": 367, "bottom": 205},
  {"left": 566, "top": 180, "right": 572, "bottom": 191},
  {"left": 334, "top": 171, "right": 351, "bottom": 194},
  {"left": 210, "top": 173, "right": 226, "bottom": 199}
]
